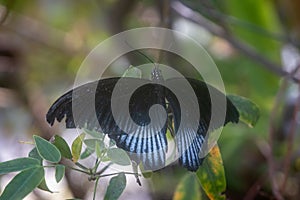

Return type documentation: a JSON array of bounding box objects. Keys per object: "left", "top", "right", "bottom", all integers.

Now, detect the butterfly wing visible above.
[
  {"left": 165, "top": 78, "right": 239, "bottom": 171},
  {"left": 46, "top": 78, "right": 120, "bottom": 130},
  {"left": 46, "top": 78, "right": 168, "bottom": 170}
]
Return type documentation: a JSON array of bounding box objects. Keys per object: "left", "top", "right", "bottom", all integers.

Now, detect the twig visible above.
[
  {"left": 280, "top": 83, "right": 300, "bottom": 192},
  {"left": 267, "top": 79, "right": 288, "bottom": 200},
  {"left": 196, "top": 2, "right": 299, "bottom": 46},
  {"left": 96, "top": 172, "right": 140, "bottom": 178},
  {"left": 244, "top": 174, "right": 266, "bottom": 200},
  {"left": 66, "top": 165, "right": 90, "bottom": 175},
  {"left": 93, "top": 177, "right": 100, "bottom": 200},
  {"left": 171, "top": 1, "right": 300, "bottom": 83},
  {"left": 95, "top": 162, "right": 113, "bottom": 175}
]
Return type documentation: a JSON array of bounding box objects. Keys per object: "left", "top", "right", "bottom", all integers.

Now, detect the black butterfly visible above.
[{"left": 46, "top": 68, "right": 239, "bottom": 171}]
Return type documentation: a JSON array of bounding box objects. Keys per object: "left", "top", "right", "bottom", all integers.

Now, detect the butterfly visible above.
[{"left": 46, "top": 67, "right": 239, "bottom": 171}]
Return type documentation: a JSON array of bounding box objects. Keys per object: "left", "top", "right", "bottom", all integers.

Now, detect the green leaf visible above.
[
  {"left": 82, "top": 139, "right": 105, "bottom": 158},
  {"left": 55, "top": 164, "right": 65, "bottom": 183},
  {"left": 83, "top": 128, "right": 104, "bottom": 139},
  {"left": 122, "top": 65, "right": 142, "bottom": 78},
  {"left": 33, "top": 135, "right": 61, "bottom": 163},
  {"left": 104, "top": 172, "right": 126, "bottom": 200},
  {"left": 196, "top": 145, "right": 226, "bottom": 200},
  {"left": 80, "top": 148, "right": 94, "bottom": 159},
  {"left": 0, "top": 158, "right": 41, "bottom": 175},
  {"left": 84, "top": 139, "right": 104, "bottom": 151},
  {"left": 28, "top": 147, "right": 43, "bottom": 164},
  {"left": 0, "top": 167, "right": 44, "bottom": 200},
  {"left": 95, "top": 141, "right": 104, "bottom": 158},
  {"left": 173, "top": 173, "right": 202, "bottom": 200},
  {"left": 38, "top": 178, "right": 53, "bottom": 193},
  {"left": 101, "top": 156, "right": 111, "bottom": 162},
  {"left": 53, "top": 135, "right": 72, "bottom": 159},
  {"left": 228, "top": 94, "right": 260, "bottom": 127},
  {"left": 72, "top": 133, "right": 85, "bottom": 162},
  {"left": 107, "top": 148, "right": 131, "bottom": 166}
]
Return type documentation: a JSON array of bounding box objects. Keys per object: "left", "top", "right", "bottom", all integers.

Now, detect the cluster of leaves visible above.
[
  {"left": 172, "top": 93, "right": 260, "bottom": 200},
  {"left": 0, "top": 130, "right": 133, "bottom": 200}
]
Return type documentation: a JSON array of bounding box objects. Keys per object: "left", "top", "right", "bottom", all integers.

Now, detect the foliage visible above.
[
  {"left": 0, "top": 134, "right": 133, "bottom": 200},
  {"left": 0, "top": 92, "right": 259, "bottom": 199},
  {"left": 1, "top": 0, "right": 291, "bottom": 199}
]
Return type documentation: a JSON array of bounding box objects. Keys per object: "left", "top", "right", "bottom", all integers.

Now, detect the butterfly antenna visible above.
[
  {"left": 125, "top": 41, "right": 163, "bottom": 81},
  {"left": 134, "top": 50, "right": 164, "bottom": 82}
]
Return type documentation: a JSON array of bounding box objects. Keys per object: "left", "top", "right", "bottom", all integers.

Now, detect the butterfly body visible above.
[{"left": 46, "top": 75, "right": 239, "bottom": 171}]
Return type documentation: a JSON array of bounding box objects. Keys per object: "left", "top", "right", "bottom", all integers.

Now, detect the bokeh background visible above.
[{"left": 0, "top": 0, "right": 300, "bottom": 199}]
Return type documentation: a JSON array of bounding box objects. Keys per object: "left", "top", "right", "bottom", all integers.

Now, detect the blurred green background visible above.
[{"left": 0, "top": 0, "right": 300, "bottom": 199}]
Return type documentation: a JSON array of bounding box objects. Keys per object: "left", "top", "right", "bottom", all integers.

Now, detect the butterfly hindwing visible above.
[
  {"left": 108, "top": 81, "right": 168, "bottom": 170},
  {"left": 165, "top": 78, "right": 239, "bottom": 171}
]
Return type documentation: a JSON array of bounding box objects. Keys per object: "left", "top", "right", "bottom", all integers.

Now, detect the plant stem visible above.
[
  {"left": 95, "top": 162, "right": 113, "bottom": 175},
  {"left": 93, "top": 177, "right": 100, "bottom": 200},
  {"left": 96, "top": 172, "right": 140, "bottom": 178},
  {"left": 66, "top": 166, "right": 90, "bottom": 175},
  {"left": 93, "top": 159, "right": 101, "bottom": 173},
  {"left": 75, "top": 162, "right": 89, "bottom": 170}
]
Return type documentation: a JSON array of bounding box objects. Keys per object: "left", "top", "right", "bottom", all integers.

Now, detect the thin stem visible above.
[
  {"left": 43, "top": 165, "right": 56, "bottom": 168},
  {"left": 92, "top": 158, "right": 101, "bottom": 173},
  {"left": 280, "top": 84, "right": 300, "bottom": 192},
  {"left": 93, "top": 177, "right": 100, "bottom": 200},
  {"left": 66, "top": 165, "right": 90, "bottom": 175},
  {"left": 267, "top": 79, "right": 288, "bottom": 200},
  {"left": 95, "top": 162, "right": 113, "bottom": 175},
  {"left": 197, "top": 2, "right": 297, "bottom": 45},
  {"left": 96, "top": 172, "right": 140, "bottom": 178},
  {"left": 75, "top": 162, "right": 89, "bottom": 170}
]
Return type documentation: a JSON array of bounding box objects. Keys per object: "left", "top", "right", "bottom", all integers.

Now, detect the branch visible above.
[
  {"left": 171, "top": 1, "right": 299, "bottom": 83},
  {"left": 266, "top": 79, "right": 288, "bottom": 200},
  {"left": 280, "top": 81, "right": 300, "bottom": 192}
]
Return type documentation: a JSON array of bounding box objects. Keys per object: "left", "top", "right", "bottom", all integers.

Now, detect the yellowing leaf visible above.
[
  {"left": 173, "top": 173, "right": 201, "bottom": 200},
  {"left": 71, "top": 133, "right": 85, "bottom": 162},
  {"left": 196, "top": 145, "right": 226, "bottom": 200}
]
